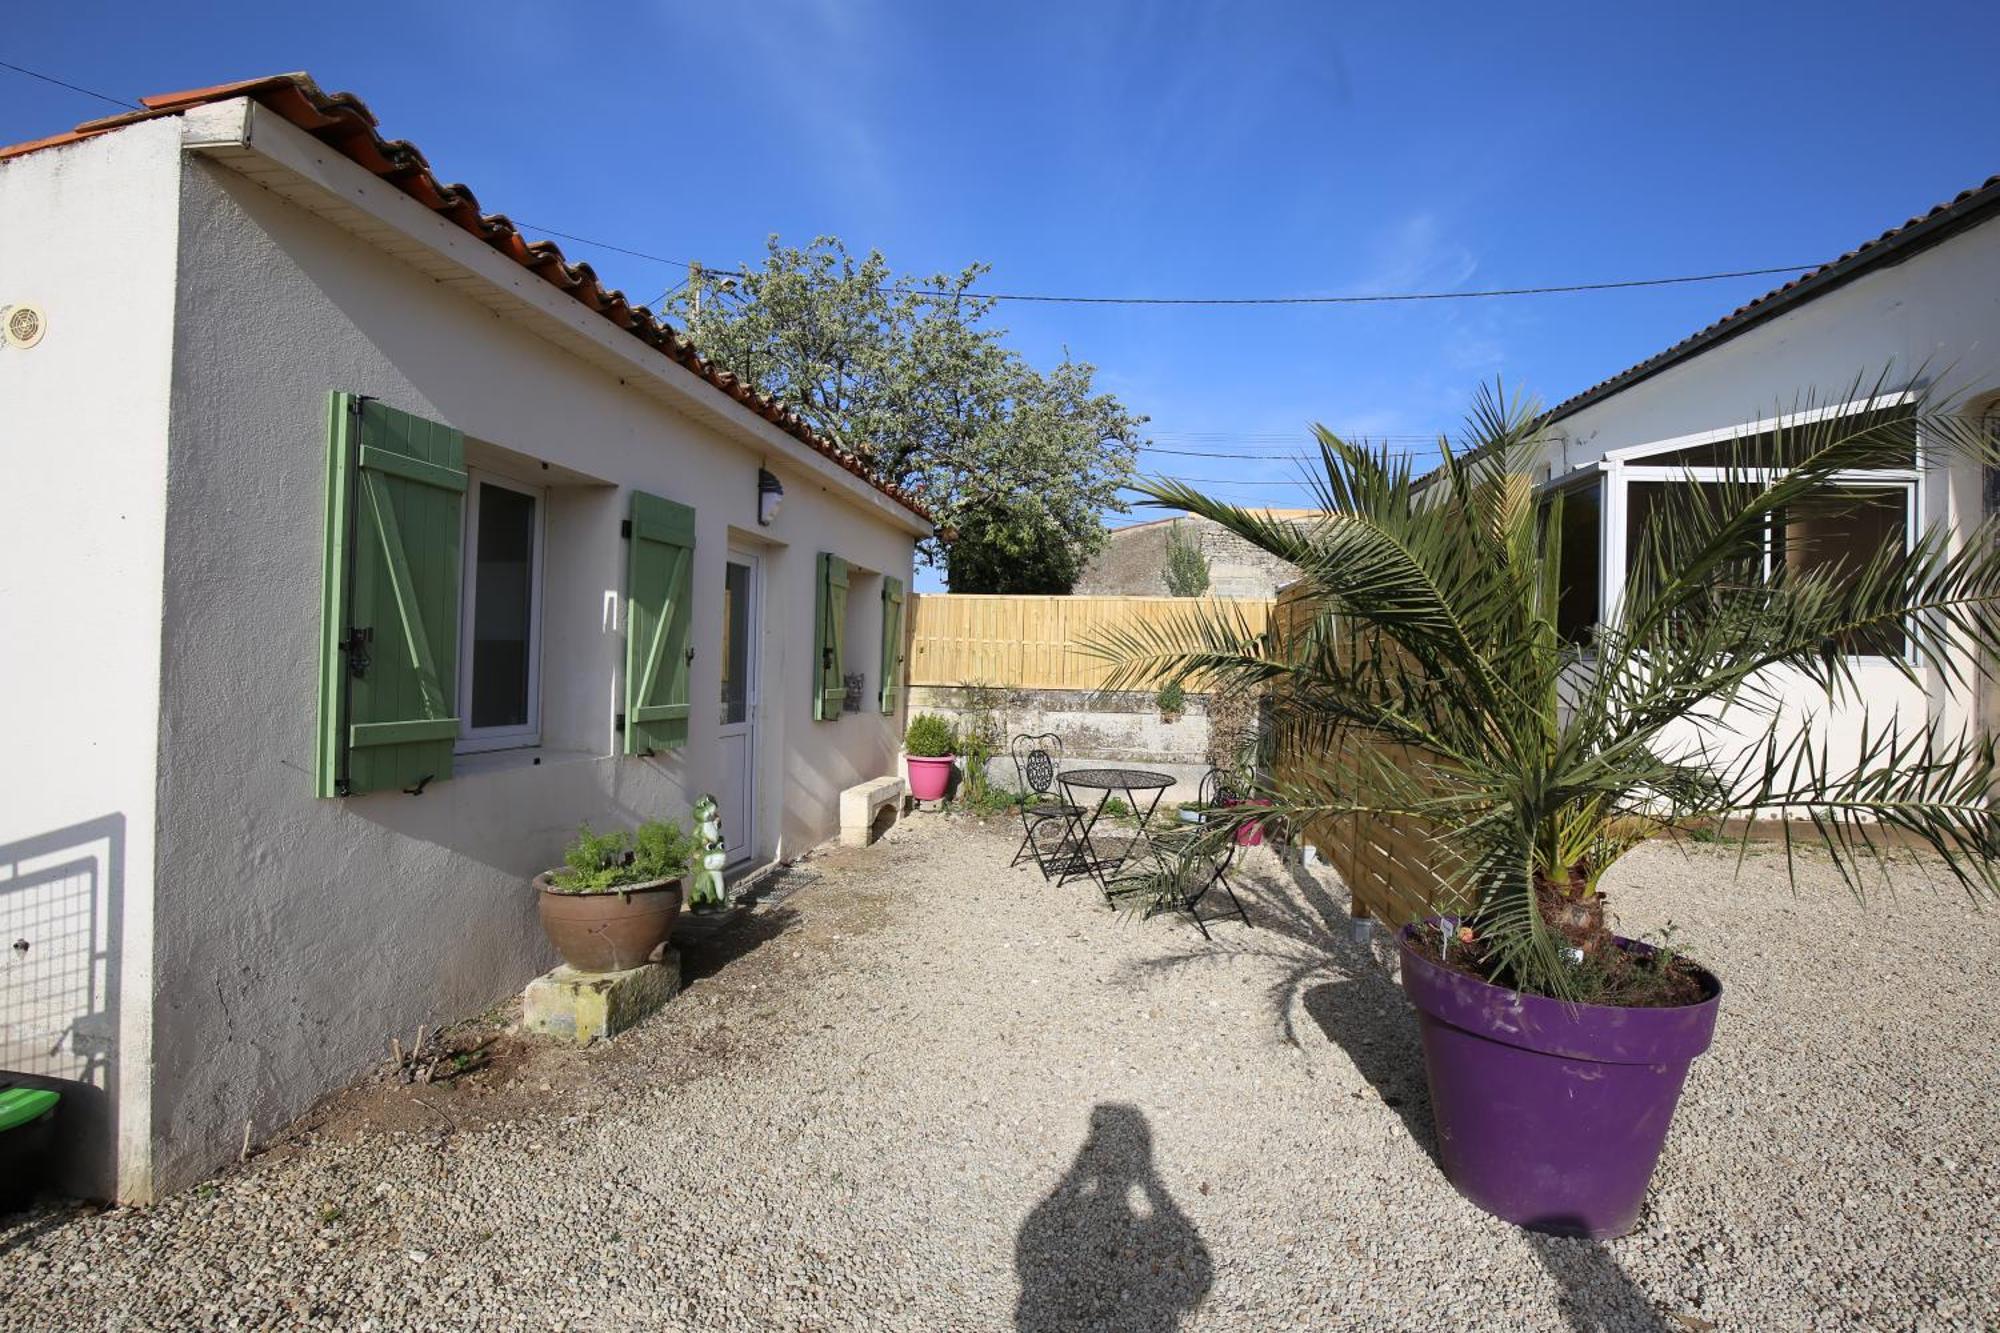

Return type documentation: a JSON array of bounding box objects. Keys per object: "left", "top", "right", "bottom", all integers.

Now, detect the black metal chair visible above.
[
  {"left": 1118, "top": 767, "right": 1253, "bottom": 938},
  {"left": 1009, "top": 733, "right": 1083, "bottom": 879},
  {"left": 1200, "top": 767, "right": 1242, "bottom": 810}
]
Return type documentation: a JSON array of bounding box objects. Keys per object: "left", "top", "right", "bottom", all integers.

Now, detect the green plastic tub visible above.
[{"left": 0, "top": 1083, "right": 60, "bottom": 1213}]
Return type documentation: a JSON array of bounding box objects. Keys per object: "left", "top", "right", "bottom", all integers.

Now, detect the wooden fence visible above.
[
  {"left": 906, "top": 594, "right": 1274, "bottom": 692},
  {"left": 1269, "top": 583, "right": 1457, "bottom": 925}
]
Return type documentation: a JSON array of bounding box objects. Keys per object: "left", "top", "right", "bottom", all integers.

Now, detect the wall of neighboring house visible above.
[
  {"left": 0, "top": 119, "right": 185, "bottom": 1202},
  {"left": 1543, "top": 213, "right": 2000, "bottom": 783},
  {"left": 1075, "top": 515, "right": 1303, "bottom": 598},
  {"left": 137, "top": 143, "right": 915, "bottom": 1193}
]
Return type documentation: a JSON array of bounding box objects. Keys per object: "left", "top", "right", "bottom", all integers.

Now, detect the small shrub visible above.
[
  {"left": 548, "top": 819, "right": 696, "bottom": 893},
  {"left": 905, "top": 713, "right": 957, "bottom": 758},
  {"left": 953, "top": 680, "right": 1009, "bottom": 807},
  {"left": 1101, "top": 797, "right": 1132, "bottom": 819},
  {"left": 1156, "top": 681, "right": 1186, "bottom": 717},
  {"left": 1164, "top": 521, "right": 1210, "bottom": 597},
  {"left": 963, "top": 786, "right": 1028, "bottom": 817}
]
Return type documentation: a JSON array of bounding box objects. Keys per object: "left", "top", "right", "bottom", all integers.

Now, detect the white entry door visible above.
[{"left": 718, "top": 549, "right": 761, "bottom": 866}]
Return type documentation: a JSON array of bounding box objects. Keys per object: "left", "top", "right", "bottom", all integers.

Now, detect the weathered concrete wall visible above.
[
  {"left": 130, "top": 108, "right": 916, "bottom": 1196},
  {"left": 909, "top": 685, "right": 1216, "bottom": 803},
  {"left": 1076, "top": 514, "right": 1305, "bottom": 598},
  {"left": 0, "top": 118, "right": 184, "bottom": 1201}
]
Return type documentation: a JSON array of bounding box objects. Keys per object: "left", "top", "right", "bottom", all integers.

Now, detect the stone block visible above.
[
  {"left": 840, "top": 775, "right": 906, "bottom": 847},
  {"left": 522, "top": 950, "right": 681, "bottom": 1046}
]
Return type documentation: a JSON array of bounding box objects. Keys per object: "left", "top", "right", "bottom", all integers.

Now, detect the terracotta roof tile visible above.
[{"left": 0, "top": 73, "right": 930, "bottom": 522}]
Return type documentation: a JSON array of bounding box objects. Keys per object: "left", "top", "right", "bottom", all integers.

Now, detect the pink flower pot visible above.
[
  {"left": 1222, "top": 797, "right": 1273, "bottom": 845},
  {"left": 906, "top": 754, "right": 956, "bottom": 802}
]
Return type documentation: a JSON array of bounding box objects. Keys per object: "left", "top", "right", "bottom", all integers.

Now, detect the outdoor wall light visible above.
[{"left": 758, "top": 468, "right": 784, "bottom": 525}]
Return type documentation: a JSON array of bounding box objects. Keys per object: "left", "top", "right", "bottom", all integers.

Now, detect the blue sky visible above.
[{"left": 8, "top": 2, "right": 2000, "bottom": 589}]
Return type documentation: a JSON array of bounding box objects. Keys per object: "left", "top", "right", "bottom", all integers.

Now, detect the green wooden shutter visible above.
[
  {"left": 814, "top": 553, "right": 849, "bottom": 721},
  {"left": 879, "top": 575, "right": 905, "bottom": 714},
  {"left": 625, "top": 490, "right": 697, "bottom": 754},
  {"left": 316, "top": 393, "right": 466, "bottom": 797}
]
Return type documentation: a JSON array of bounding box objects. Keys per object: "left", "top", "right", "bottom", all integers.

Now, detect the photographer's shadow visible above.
[{"left": 1015, "top": 1103, "right": 1213, "bottom": 1332}]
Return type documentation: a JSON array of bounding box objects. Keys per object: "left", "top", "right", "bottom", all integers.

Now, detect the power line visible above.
[
  {"left": 1123, "top": 476, "right": 1329, "bottom": 487},
  {"left": 515, "top": 220, "right": 1811, "bottom": 309},
  {"left": 1151, "top": 430, "right": 1442, "bottom": 442},
  {"left": 0, "top": 57, "right": 139, "bottom": 110},
  {"left": 0, "top": 61, "right": 1816, "bottom": 308},
  {"left": 898, "top": 265, "right": 1816, "bottom": 306},
  {"left": 509, "top": 221, "right": 692, "bottom": 272},
  {"left": 1143, "top": 444, "right": 1442, "bottom": 460}
]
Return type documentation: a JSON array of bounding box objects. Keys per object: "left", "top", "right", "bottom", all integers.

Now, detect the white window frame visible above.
[
  {"left": 457, "top": 469, "right": 546, "bottom": 753},
  {"left": 1540, "top": 390, "right": 1924, "bottom": 663}
]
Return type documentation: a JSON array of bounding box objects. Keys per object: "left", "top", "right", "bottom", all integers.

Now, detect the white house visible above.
[
  {"left": 1514, "top": 172, "right": 2000, "bottom": 781},
  {"left": 0, "top": 74, "right": 928, "bottom": 1201}
]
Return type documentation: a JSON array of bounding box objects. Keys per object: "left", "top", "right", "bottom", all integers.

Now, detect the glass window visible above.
[
  {"left": 1546, "top": 481, "right": 1600, "bottom": 644},
  {"left": 1635, "top": 406, "right": 1916, "bottom": 470},
  {"left": 721, "top": 560, "right": 751, "bottom": 726},
  {"left": 1624, "top": 479, "right": 1909, "bottom": 656},
  {"left": 462, "top": 477, "right": 541, "bottom": 743},
  {"left": 1772, "top": 487, "right": 1908, "bottom": 657}
]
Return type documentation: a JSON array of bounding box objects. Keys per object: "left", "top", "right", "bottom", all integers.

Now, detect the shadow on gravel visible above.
[
  {"left": 1115, "top": 849, "right": 1441, "bottom": 1162},
  {"left": 1301, "top": 975, "right": 1436, "bottom": 1161},
  {"left": 672, "top": 904, "right": 801, "bottom": 987},
  {"left": 1015, "top": 1103, "right": 1213, "bottom": 1333},
  {"left": 1526, "top": 1228, "right": 1671, "bottom": 1332},
  {"left": 0, "top": 1205, "right": 88, "bottom": 1260}
]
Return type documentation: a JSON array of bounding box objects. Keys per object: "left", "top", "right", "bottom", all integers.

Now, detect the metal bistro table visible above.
[{"left": 1052, "top": 767, "right": 1178, "bottom": 899}]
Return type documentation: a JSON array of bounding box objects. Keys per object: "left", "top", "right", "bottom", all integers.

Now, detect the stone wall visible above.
[
  {"left": 1076, "top": 514, "right": 1305, "bottom": 599},
  {"left": 908, "top": 684, "right": 1215, "bottom": 803}
]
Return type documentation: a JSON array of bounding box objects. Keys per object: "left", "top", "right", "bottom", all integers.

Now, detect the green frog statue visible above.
[{"left": 687, "top": 794, "right": 729, "bottom": 909}]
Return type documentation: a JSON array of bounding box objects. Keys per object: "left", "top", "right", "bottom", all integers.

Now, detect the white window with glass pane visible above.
[
  {"left": 458, "top": 472, "right": 544, "bottom": 751},
  {"left": 1544, "top": 393, "right": 1922, "bottom": 660}
]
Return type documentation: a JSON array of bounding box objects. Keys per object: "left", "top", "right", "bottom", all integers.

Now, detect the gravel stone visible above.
[{"left": 0, "top": 816, "right": 1994, "bottom": 1330}]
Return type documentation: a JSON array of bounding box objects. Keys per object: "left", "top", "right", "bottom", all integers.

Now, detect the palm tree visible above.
[{"left": 1092, "top": 380, "right": 2000, "bottom": 1002}]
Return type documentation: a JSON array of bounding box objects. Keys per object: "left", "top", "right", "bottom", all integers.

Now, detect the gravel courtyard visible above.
[{"left": 2, "top": 813, "right": 1996, "bottom": 1330}]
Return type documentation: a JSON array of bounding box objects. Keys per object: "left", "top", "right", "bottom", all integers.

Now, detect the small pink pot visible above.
[
  {"left": 906, "top": 754, "right": 956, "bottom": 802},
  {"left": 1222, "top": 797, "right": 1274, "bottom": 845}
]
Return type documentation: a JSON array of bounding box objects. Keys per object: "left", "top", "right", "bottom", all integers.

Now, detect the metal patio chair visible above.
[
  {"left": 1009, "top": 732, "right": 1083, "bottom": 879},
  {"left": 1111, "top": 767, "right": 1254, "bottom": 938}
]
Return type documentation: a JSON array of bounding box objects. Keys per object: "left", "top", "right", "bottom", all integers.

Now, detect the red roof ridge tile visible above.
[{"left": 0, "top": 72, "right": 931, "bottom": 522}]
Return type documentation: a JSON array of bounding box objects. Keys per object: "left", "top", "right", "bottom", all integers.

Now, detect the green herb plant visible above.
[{"left": 548, "top": 819, "right": 698, "bottom": 894}]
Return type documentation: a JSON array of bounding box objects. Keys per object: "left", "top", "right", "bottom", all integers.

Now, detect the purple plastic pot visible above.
[{"left": 1400, "top": 926, "right": 1721, "bottom": 1239}]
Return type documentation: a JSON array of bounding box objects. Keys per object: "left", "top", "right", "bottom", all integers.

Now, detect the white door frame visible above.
[{"left": 721, "top": 545, "right": 763, "bottom": 866}]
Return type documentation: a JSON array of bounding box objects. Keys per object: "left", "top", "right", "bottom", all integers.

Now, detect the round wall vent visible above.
[{"left": 5, "top": 303, "right": 47, "bottom": 349}]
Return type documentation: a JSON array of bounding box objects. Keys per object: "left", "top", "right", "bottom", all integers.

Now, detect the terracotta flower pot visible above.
[
  {"left": 534, "top": 874, "right": 684, "bottom": 973},
  {"left": 907, "top": 753, "right": 956, "bottom": 802}
]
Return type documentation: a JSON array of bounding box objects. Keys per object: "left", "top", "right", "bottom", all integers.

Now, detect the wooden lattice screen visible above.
[{"left": 1269, "top": 582, "right": 1460, "bottom": 925}]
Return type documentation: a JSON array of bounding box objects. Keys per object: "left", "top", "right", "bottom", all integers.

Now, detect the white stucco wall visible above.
[
  {"left": 0, "top": 119, "right": 183, "bottom": 1200},
  {"left": 136, "top": 141, "right": 913, "bottom": 1191},
  {"left": 1541, "top": 217, "right": 2000, "bottom": 786}
]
